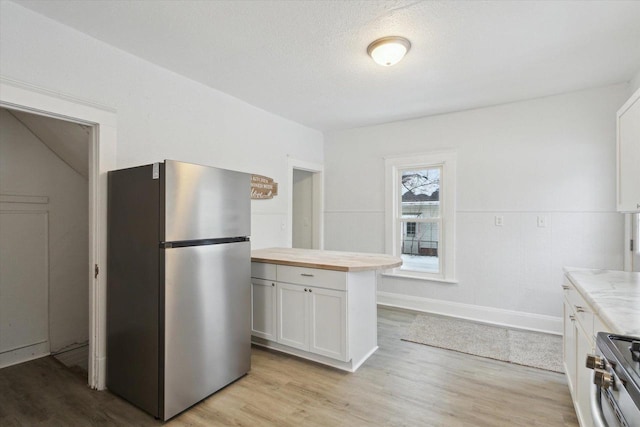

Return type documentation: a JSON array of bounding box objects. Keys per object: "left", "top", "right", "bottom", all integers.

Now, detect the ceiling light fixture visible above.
[{"left": 367, "top": 36, "right": 411, "bottom": 67}]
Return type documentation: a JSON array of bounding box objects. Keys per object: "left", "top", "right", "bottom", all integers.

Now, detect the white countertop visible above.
[{"left": 565, "top": 268, "right": 640, "bottom": 336}]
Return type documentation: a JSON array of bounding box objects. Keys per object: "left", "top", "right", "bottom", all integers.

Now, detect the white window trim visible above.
[{"left": 384, "top": 151, "right": 457, "bottom": 282}]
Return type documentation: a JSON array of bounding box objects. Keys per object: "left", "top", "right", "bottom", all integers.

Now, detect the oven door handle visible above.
[{"left": 590, "top": 371, "right": 608, "bottom": 427}]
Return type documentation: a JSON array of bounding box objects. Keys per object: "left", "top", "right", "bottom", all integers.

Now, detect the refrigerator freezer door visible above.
[
  {"left": 164, "top": 160, "right": 251, "bottom": 242},
  {"left": 163, "top": 240, "right": 251, "bottom": 420}
]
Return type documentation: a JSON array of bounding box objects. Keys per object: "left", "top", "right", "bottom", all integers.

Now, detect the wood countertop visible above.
[{"left": 251, "top": 248, "right": 402, "bottom": 272}]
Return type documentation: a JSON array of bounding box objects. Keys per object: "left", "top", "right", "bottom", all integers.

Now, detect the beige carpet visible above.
[{"left": 402, "top": 314, "right": 564, "bottom": 373}]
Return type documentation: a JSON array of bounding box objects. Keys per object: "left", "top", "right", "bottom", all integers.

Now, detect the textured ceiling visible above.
[{"left": 12, "top": 0, "right": 640, "bottom": 131}]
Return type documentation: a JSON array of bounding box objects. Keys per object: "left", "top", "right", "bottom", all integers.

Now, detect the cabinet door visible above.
[
  {"left": 563, "top": 300, "right": 577, "bottom": 394},
  {"left": 617, "top": 89, "right": 640, "bottom": 212},
  {"left": 276, "top": 282, "right": 308, "bottom": 350},
  {"left": 308, "top": 287, "right": 347, "bottom": 361},
  {"left": 575, "top": 325, "right": 594, "bottom": 427},
  {"left": 251, "top": 278, "right": 277, "bottom": 341}
]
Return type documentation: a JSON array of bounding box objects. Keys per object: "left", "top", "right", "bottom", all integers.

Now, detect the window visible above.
[
  {"left": 385, "top": 151, "right": 456, "bottom": 281},
  {"left": 405, "top": 222, "right": 416, "bottom": 237}
]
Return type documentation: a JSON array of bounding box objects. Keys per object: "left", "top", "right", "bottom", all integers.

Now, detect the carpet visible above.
[{"left": 402, "top": 314, "right": 564, "bottom": 373}]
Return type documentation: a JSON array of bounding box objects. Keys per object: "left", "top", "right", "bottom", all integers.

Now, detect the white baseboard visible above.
[
  {"left": 251, "top": 337, "right": 377, "bottom": 373},
  {"left": 377, "top": 291, "right": 562, "bottom": 335},
  {"left": 0, "top": 341, "right": 50, "bottom": 369}
]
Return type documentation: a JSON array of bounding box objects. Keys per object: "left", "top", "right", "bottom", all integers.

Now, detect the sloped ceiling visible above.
[
  {"left": 9, "top": 109, "right": 90, "bottom": 178},
  {"left": 11, "top": 0, "right": 640, "bottom": 131}
]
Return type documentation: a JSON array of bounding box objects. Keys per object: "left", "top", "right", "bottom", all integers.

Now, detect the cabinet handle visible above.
[
  {"left": 561, "top": 285, "right": 570, "bottom": 290},
  {"left": 304, "top": 288, "right": 308, "bottom": 292},
  {"left": 309, "top": 289, "right": 312, "bottom": 293},
  {"left": 575, "top": 305, "right": 585, "bottom": 313},
  {"left": 272, "top": 283, "right": 275, "bottom": 287},
  {"left": 569, "top": 315, "right": 576, "bottom": 321},
  {"left": 301, "top": 273, "right": 314, "bottom": 277}
]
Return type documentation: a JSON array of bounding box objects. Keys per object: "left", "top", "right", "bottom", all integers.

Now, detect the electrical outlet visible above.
[
  {"left": 537, "top": 215, "right": 547, "bottom": 228},
  {"left": 495, "top": 215, "right": 503, "bottom": 226}
]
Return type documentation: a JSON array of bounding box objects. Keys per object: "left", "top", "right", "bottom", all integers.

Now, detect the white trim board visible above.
[
  {"left": 251, "top": 337, "right": 377, "bottom": 373},
  {"left": 0, "top": 342, "right": 50, "bottom": 369},
  {"left": 384, "top": 150, "right": 457, "bottom": 282},
  {"left": 377, "top": 291, "right": 562, "bottom": 335},
  {"left": 0, "top": 194, "right": 49, "bottom": 204}
]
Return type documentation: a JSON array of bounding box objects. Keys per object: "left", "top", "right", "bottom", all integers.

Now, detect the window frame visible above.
[{"left": 384, "top": 151, "right": 457, "bottom": 282}]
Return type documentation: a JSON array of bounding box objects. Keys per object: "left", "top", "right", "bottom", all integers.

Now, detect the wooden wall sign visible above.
[{"left": 251, "top": 174, "right": 278, "bottom": 199}]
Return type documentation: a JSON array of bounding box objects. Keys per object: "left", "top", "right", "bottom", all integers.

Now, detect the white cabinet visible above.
[
  {"left": 563, "top": 299, "right": 577, "bottom": 393},
  {"left": 276, "top": 282, "right": 347, "bottom": 361},
  {"left": 251, "top": 261, "right": 378, "bottom": 372},
  {"left": 308, "top": 286, "right": 347, "bottom": 360},
  {"left": 250, "top": 263, "right": 277, "bottom": 341},
  {"left": 562, "top": 277, "right": 611, "bottom": 427},
  {"left": 575, "top": 326, "right": 593, "bottom": 427},
  {"left": 274, "top": 264, "right": 348, "bottom": 361},
  {"left": 251, "top": 278, "right": 277, "bottom": 341},
  {"left": 276, "top": 282, "right": 309, "bottom": 350},
  {"left": 617, "top": 88, "right": 640, "bottom": 213}
]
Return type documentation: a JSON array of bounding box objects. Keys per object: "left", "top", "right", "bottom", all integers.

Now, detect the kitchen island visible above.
[
  {"left": 562, "top": 268, "right": 640, "bottom": 426},
  {"left": 250, "top": 248, "right": 402, "bottom": 372}
]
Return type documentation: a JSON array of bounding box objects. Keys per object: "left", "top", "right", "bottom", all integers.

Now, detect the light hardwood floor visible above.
[{"left": 0, "top": 307, "right": 578, "bottom": 426}]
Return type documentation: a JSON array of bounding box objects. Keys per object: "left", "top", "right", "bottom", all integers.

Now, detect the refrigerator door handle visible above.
[{"left": 160, "top": 237, "right": 250, "bottom": 249}]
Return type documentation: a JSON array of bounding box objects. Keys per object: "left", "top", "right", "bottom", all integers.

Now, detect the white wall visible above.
[
  {"left": 630, "top": 69, "right": 640, "bottom": 93},
  {"left": 0, "top": 2, "right": 323, "bottom": 249},
  {"left": 0, "top": 109, "right": 88, "bottom": 360},
  {"left": 324, "top": 84, "right": 629, "bottom": 328}
]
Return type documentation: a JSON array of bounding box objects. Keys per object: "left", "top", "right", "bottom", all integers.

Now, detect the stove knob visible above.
[
  {"left": 585, "top": 354, "right": 605, "bottom": 370},
  {"left": 593, "top": 369, "right": 614, "bottom": 390}
]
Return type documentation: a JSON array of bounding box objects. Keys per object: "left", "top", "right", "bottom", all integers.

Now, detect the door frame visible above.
[
  {"left": 287, "top": 158, "right": 323, "bottom": 249},
  {"left": 0, "top": 78, "right": 116, "bottom": 390}
]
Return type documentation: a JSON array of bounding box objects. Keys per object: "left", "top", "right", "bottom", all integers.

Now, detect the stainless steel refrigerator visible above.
[{"left": 107, "top": 160, "right": 251, "bottom": 421}]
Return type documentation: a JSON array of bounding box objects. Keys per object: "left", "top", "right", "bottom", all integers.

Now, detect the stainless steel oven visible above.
[{"left": 586, "top": 333, "right": 640, "bottom": 427}]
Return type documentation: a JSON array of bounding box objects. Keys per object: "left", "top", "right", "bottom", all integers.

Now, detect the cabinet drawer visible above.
[
  {"left": 251, "top": 262, "right": 276, "bottom": 280},
  {"left": 277, "top": 265, "right": 347, "bottom": 291},
  {"left": 564, "top": 280, "right": 594, "bottom": 340}
]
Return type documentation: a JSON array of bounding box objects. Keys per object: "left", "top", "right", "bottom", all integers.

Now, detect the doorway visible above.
[
  {"left": 1, "top": 79, "right": 117, "bottom": 390},
  {"left": 292, "top": 169, "right": 314, "bottom": 249},
  {"left": 288, "top": 159, "right": 323, "bottom": 250},
  {"left": 0, "top": 108, "right": 90, "bottom": 376}
]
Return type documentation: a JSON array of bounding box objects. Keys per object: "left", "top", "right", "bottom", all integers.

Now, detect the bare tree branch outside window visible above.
[{"left": 400, "top": 168, "right": 441, "bottom": 272}]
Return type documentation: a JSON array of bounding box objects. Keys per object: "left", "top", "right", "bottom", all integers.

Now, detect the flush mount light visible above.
[{"left": 367, "top": 36, "right": 411, "bottom": 66}]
